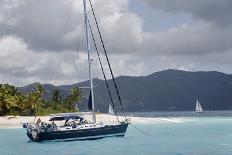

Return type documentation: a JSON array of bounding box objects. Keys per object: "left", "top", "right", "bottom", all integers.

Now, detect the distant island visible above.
[{"left": 1, "top": 69, "right": 232, "bottom": 115}]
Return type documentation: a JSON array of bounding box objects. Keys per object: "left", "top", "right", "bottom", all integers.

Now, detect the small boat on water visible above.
[
  {"left": 195, "top": 99, "right": 203, "bottom": 113},
  {"left": 109, "top": 104, "right": 115, "bottom": 115},
  {"left": 23, "top": 0, "right": 129, "bottom": 142}
]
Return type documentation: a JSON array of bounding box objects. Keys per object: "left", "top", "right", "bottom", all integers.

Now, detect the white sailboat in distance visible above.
[
  {"left": 109, "top": 104, "right": 115, "bottom": 115},
  {"left": 195, "top": 99, "right": 203, "bottom": 113}
]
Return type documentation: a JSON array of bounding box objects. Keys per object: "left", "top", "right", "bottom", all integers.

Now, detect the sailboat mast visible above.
[{"left": 83, "top": 0, "right": 96, "bottom": 123}]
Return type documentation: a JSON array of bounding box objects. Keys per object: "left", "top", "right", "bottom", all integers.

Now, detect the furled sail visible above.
[{"left": 88, "top": 91, "right": 92, "bottom": 111}]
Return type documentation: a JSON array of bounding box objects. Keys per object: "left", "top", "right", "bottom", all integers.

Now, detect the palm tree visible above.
[
  {"left": 52, "top": 89, "right": 62, "bottom": 103},
  {"left": 0, "top": 84, "right": 20, "bottom": 116},
  {"left": 36, "top": 84, "right": 44, "bottom": 98},
  {"left": 26, "top": 84, "right": 45, "bottom": 116},
  {"left": 0, "top": 95, "right": 13, "bottom": 116},
  {"left": 67, "top": 87, "right": 81, "bottom": 112}
]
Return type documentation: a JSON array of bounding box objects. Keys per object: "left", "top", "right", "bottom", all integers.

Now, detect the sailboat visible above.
[
  {"left": 109, "top": 104, "right": 115, "bottom": 115},
  {"left": 195, "top": 99, "right": 203, "bottom": 113},
  {"left": 23, "top": 0, "right": 129, "bottom": 142}
]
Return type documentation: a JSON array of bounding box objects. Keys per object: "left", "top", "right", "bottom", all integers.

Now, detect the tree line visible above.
[{"left": 0, "top": 84, "right": 82, "bottom": 116}]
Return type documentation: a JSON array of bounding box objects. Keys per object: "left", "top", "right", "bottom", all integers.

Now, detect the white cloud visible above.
[
  {"left": 0, "top": 0, "right": 232, "bottom": 85},
  {"left": 0, "top": 36, "right": 78, "bottom": 85}
]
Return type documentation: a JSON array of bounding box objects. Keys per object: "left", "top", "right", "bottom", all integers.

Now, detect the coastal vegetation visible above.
[{"left": 0, "top": 84, "right": 82, "bottom": 116}]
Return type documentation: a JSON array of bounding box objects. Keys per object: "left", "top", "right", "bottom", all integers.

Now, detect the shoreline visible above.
[
  {"left": 0, "top": 114, "right": 186, "bottom": 129},
  {"left": 1, "top": 114, "right": 231, "bottom": 129}
]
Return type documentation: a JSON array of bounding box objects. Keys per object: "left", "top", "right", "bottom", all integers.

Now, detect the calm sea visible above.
[{"left": 1, "top": 112, "right": 232, "bottom": 155}]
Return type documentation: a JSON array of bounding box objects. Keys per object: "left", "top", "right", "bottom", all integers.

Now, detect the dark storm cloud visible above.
[
  {"left": 142, "top": 22, "right": 232, "bottom": 56},
  {"left": 144, "top": 0, "right": 232, "bottom": 26}
]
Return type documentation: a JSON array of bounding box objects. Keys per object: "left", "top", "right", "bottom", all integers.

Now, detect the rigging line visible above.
[
  {"left": 75, "top": 0, "right": 83, "bottom": 84},
  {"left": 80, "top": 23, "right": 86, "bottom": 81},
  {"left": 87, "top": 17, "right": 120, "bottom": 123},
  {"left": 75, "top": 11, "right": 85, "bottom": 82},
  {"left": 130, "top": 123, "right": 149, "bottom": 136},
  {"left": 88, "top": 0, "right": 127, "bottom": 120},
  {"left": 53, "top": 0, "right": 75, "bottom": 85},
  {"left": 45, "top": 0, "right": 74, "bottom": 84},
  {"left": 48, "top": 0, "right": 76, "bottom": 85}
]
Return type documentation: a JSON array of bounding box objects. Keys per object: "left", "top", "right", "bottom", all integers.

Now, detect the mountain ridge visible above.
[{"left": 17, "top": 69, "right": 232, "bottom": 112}]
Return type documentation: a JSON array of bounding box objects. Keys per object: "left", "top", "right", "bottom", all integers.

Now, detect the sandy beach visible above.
[
  {"left": 0, "top": 114, "right": 185, "bottom": 129},
  {"left": 0, "top": 116, "right": 48, "bottom": 129}
]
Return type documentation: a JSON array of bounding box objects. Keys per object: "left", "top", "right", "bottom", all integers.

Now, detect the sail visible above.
[
  {"left": 88, "top": 92, "right": 92, "bottom": 111},
  {"left": 198, "top": 101, "right": 203, "bottom": 112},
  {"left": 195, "top": 100, "right": 199, "bottom": 111},
  {"left": 195, "top": 99, "right": 203, "bottom": 112},
  {"left": 108, "top": 104, "right": 114, "bottom": 115}
]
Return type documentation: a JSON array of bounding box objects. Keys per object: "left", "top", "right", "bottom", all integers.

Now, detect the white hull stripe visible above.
[{"left": 48, "top": 133, "right": 125, "bottom": 142}]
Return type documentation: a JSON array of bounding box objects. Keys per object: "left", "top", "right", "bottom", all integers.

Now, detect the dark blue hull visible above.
[{"left": 27, "top": 123, "right": 129, "bottom": 142}]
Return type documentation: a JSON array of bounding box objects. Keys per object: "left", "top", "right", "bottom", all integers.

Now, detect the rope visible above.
[
  {"left": 130, "top": 123, "right": 149, "bottom": 136},
  {"left": 88, "top": 0, "right": 127, "bottom": 120},
  {"left": 87, "top": 17, "right": 120, "bottom": 123}
]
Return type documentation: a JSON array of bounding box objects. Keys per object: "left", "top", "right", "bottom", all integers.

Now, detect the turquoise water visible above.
[{"left": 1, "top": 117, "right": 232, "bottom": 155}]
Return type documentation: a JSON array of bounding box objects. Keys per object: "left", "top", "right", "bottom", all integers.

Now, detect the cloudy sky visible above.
[{"left": 0, "top": 0, "right": 232, "bottom": 86}]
